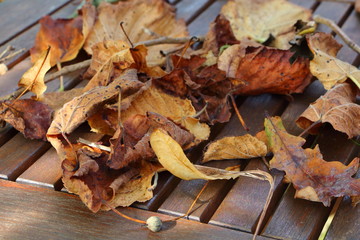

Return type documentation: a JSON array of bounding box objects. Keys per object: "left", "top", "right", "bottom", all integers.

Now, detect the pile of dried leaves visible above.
[{"left": 0, "top": 0, "right": 359, "bottom": 216}]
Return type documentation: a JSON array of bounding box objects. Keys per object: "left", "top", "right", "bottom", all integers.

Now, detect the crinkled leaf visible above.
[
  {"left": 30, "top": 16, "right": 84, "bottom": 66},
  {"left": 0, "top": 99, "right": 53, "bottom": 140},
  {"left": 265, "top": 116, "right": 360, "bottom": 206},
  {"left": 307, "top": 32, "right": 360, "bottom": 90},
  {"left": 108, "top": 112, "right": 195, "bottom": 170},
  {"left": 83, "top": 0, "right": 188, "bottom": 66},
  {"left": 221, "top": 0, "right": 311, "bottom": 49},
  {"left": 297, "top": 83, "right": 360, "bottom": 138},
  {"left": 203, "top": 134, "right": 268, "bottom": 163}
]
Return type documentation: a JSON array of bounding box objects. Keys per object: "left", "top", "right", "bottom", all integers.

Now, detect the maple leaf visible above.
[
  {"left": 82, "top": 0, "right": 188, "bottom": 66},
  {"left": 297, "top": 83, "right": 360, "bottom": 138},
  {"left": 18, "top": 47, "right": 51, "bottom": 98},
  {"left": 218, "top": 44, "right": 312, "bottom": 95},
  {"left": 307, "top": 32, "right": 360, "bottom": 90},
  {"left": 0, "top": 99, "right": 53, "bottom": 140},
  {"left": 220, "top": 0, "right": 311, "bottom": 49},
  {"left": 30, "top": 16, "right": 84, "bottom": 66},
  {"left": 108, "top": 112, "right": 195, "bottom": 170},
  {"left": 265, "top": 116, "right": 360, "bottom": 206},
  {"left": 202, "top": 134, "right": 268, "bottom": 163}
]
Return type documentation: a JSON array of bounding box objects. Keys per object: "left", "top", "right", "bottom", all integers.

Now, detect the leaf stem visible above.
[
  {"left": 229, "top": 94, "right": 249, "bottom": 132},
  {"left": 313, "top": 15, "right": 360, "bottom": 55},
  {"left": 103, "top": 200, "right": 147, "bottom": 224}
]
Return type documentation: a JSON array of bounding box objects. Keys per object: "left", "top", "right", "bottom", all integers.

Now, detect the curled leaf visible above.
[
  {"left": 307, "top": 32, "right": 360, "bottom": 90},
  {"left": 296, "top": 83, "right": 360, "bottom": 138},
  {"left": 202, "top": 134, "right": 268, "bottom": 163}
]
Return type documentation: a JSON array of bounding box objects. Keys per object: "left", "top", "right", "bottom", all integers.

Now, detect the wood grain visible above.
[
  {"left": 0, "top": 180, "right": 274, "bottom": 240},
  {"left": 0, "top": 0, "right": 72, "bottom": 46}
]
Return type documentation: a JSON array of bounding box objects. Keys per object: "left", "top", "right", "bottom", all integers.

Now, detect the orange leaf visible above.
[{"left": 30, "top": 16, "right": 84, "bottom": 66}]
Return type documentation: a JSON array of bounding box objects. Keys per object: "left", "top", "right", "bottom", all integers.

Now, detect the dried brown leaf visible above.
[
  {"left": 297, "top": 83, "right": 360, "bottom": 138},
  {"left": 265, "top": 116, "right": 360, "bottom": 206}
]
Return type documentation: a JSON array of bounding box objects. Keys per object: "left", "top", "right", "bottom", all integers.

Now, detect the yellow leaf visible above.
[
  {"left": 202, "top": 134, "right": 268, "bottom": 163},
  {"left": 307, "top": 32, "right": 360, "bottom": 90},
  {"left": 18, "top": 47, "right": 51, "bottom": 98},
  {"left": 150, "top": 129, "right": 272, "bottom": 181}
]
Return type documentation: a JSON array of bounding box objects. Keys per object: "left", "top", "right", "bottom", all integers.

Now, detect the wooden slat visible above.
[
  {"left": 175, "top": 0, "right": 212, "bottom": 23},
  {"left": 0, "top": 0, "right": 72, "bottom": 46},
  {"left": 0, "top": 134, "right": 50, "bottom": 180},
  {"left": 0, "top": 180, "right": 274, "bottom": 240}
]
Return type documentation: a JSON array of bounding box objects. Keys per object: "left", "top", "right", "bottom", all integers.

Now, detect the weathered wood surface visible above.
[
  {"left": 0, "top": 180, "right": 274, "bottom": 240},
  {"left": 0, "top": 0, "right": 359, "bottom": 239}
]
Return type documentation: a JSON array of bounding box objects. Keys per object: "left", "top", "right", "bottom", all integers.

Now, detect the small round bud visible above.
[{"left": 146, "top": 216, "right": 162, "bottom": 232}]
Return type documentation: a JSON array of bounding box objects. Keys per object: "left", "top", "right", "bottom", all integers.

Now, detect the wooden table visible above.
[{"left": 0, "top": 0, "right": 359, "bottom": 239}]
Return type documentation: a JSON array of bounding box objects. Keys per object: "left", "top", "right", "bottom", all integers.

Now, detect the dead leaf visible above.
[
  {"left": 218, "top": 44, "right": 312, "bottom": 95},
  {"left": 220, "top": 0, "right": 311, "bottom": 49},
  {"left": 47, "top": 72, "right": 143, "bottom": 159},
  {"left": 84, "top": 41, "right": 164, "bottom": 91},
  {"left": 19, "top": 47, "right": 51, "bottom": 98},
  {"left": 30, "top": 16, "right": 84, "bottom": 66},
  {"left": 108, "top": 112, "right": 195, "bottom": 169},
  {"left": 150, "top": 128, "right": 272, "bottom": 181},
  {"left": 265, "top": 116, "right": 360, "bottom": 206},
  {"left": 307, "top": 32, "right": 360, "bottom": 90},
  {"left": 297, "top": 83, "right": 360, "bottom": 138},
  {"left": 39, "top": 88, "right": 84, "bottom": 111},
  {"left": 202, "top": 134, "right": 268, "bottom": 163},
  {"left": 0, "top": 99, "right": 53, "bottom": 140},
  {"left": 62, "top": 146, "right": 161, "bottom": 212},
  {"left": 83, "top": 0, "right": 188, "bottom": 66}
]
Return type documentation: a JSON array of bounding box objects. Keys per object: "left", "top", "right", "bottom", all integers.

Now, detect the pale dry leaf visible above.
[
  {"left": 19, "top": 48, "right": 51, "bottom": 98},
  {"left": 83, "top": 0, "right": 188, "bottom": 66},
  {"left": 150, "top": 129, "right": 271, "bottom": 181},
  {"left": 221, "top": 0, "right": 311, "bottom": 49},
  {"left": 297, "top": 83, "right": 360, "bottom": 138},
  {"left": 202, "top": 134, "right": 268, "bottom": 163},
  {"left": 307, "top": 32, "right": 360, "bottom": 90}
]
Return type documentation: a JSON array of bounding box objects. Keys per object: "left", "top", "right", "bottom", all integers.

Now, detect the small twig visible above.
[
  {"left": 56, "top": 62, "right": 64, "bottom": 92},
  {"left": 136, "top": 36, "right": 205, "bottom": 47},
  {"left": 318, "top": 197, "right": 343, "bottom": 240},
  {"left": 0, "top": 48, "right": 25, "bottom": 63},
  {"left": 103, "top": 200, "right": 147, "bottom": 224},
  {"left": 120, "top": 22, "right": 134, "bottom": 48},
  {"left": 45, "top": 59, "right": 92, "bottom": 83},
  {"left": 313, "top": 15, "right": 360, "bottom": 55},
  {"left": 0, "top": 45, "right": 12, "bottom": 59},
  {"left": 191, "top": 103, "right": 208, "bottom": 118},
  {"left": 164, "top": 181, "right": 209, "bottom": 222},
  {"left": 298, "top": 120, "right": 321, "bottom": 138},
  {"left": 316, "top": 0, "right": 354, "bottom": 3},
  {"left": 229, "top": 94, "right": 249, "bottom": 132},
  {"left": 78, "top": 138, "right": 111, "bottom": 152}
]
